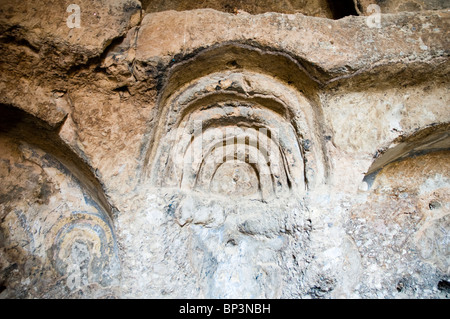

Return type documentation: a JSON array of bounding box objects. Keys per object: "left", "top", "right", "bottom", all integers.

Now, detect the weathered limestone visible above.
[
  {"left": 356, "top": 0, "right": 450, "bottom": 15},
  {"left": 0, "top": 1, "right": 449, "bottom": 299},
  {"left": 141, "top": 0, "right": 335, "bottom": 17}
]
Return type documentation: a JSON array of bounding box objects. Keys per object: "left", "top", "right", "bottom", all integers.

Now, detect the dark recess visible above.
[
  {"left": 438, "top": 280, "right": 450, "bottom": 293},
  {"left": 141, "top": 0, "right": 360, "bottom": 19},
  {"left": 327, "top": 0, "right": 359, "bottom": 19}
]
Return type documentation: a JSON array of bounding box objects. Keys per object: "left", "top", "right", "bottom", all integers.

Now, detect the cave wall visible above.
[{"left": 0, "top": 0, "right": 449, "bottom": 298}]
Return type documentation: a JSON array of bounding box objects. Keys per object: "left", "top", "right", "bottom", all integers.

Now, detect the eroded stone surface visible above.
[
  {"left": 142, "top": 0, "right": 335, "bottom": 17},
  {"left": 0, "top": 135, "right": 120, "bottom": 298},
  {"left": 0, "top": 2, "right": 449, "bottom": 299},
  {"left": 357, "top": 0, "right": 450, "bottom": 15}
]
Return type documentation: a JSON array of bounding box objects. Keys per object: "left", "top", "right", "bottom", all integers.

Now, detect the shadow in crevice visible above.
[
  {"left": 363, "top": 123, "right": 450, "bottom": 187},
  {"left": 141, "top": 0, "right": 360, "bottom": 19},
  {"left": 0, "top": 103, "right": 114, "bottom": 219},
  {"left": 326, "top": 0, "right": 359, "bottom": 19}
]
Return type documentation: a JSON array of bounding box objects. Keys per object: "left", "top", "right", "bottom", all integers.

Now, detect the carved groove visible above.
[{"left": 144, "top": 44, "right": 328, "bottom": 201}]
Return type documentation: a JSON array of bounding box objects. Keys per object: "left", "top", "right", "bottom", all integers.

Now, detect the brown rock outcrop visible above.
[{"left": 0, "top": 1, "right": 448, "bottom": 299}]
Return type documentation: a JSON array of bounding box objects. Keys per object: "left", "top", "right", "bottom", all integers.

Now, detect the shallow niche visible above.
[
  {"left": 0, "top": 106, "right": 120, "bottom": 298},
  {"left": 144, "top": 43, "right": 328, "bottom": 204},
  {"left": 364, "top": 124, "right": 450, "bottom": 276},
  {"left": 140, "top": 44, "right": 328, "bottom": 297}
]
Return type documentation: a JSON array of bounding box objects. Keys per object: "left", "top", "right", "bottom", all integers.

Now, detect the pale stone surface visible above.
[
  {"left": 0, "top": 1, "right": 449, "bottom": 299},
  {"left": 135, "top": 9, "right": 449, "bottom": 81}
]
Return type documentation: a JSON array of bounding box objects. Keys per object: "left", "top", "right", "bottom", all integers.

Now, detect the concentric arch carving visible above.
[{"left": 141, "top": 43, "right": 329, "bottom": 201}]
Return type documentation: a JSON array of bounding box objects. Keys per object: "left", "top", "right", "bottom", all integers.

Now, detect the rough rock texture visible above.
[
  {"left": 356, "top": 0, "right": 450, "bottom": 15},
  {"left": 141, "top": 0, "right": 335, "bottom": 17},
  {"left": 0, "top": 0, "right": 449, "bottom": 299}
]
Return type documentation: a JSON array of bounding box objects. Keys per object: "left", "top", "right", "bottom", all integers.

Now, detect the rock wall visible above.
[
  {"left": 141, "top": 0, "right": 335, "bottom": 17},
  {"left": 0, "top": 0, "right": 449, "bottom": 298}
]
